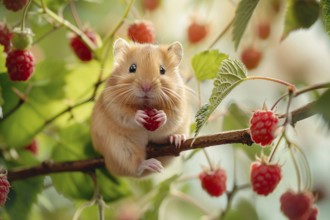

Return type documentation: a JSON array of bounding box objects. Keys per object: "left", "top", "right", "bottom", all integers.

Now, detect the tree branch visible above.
[{"left": 6, "top": 101, "right": 316, "bottom": 182}]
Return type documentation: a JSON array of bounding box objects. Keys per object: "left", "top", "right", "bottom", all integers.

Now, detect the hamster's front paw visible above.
[
  {"left": 134, "top": 110, "right": 149, "bottom": 127},
  {"left": 169, "top": 134, "right": 186, "bottom": 148},
  {"left": 154, "top": 110, "right": 167, "bottom": 128},
  {"left": 136, "top": 158, "right": 164, "bottom": 176}
]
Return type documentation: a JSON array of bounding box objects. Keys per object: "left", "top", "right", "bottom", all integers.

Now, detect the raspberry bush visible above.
[{"left": 0, "top": 0, "right": 329, "bottom": 220}]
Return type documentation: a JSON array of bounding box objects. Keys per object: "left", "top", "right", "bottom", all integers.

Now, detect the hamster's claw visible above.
[
  {"left": 136, "top": 158, "right": 164, "bottom": 176},
  {"left": 154, "top": 110, "right": 167, "bottom": 127},
  {"left": 134, "top": 110, "right": 149, "bottom": 127},
  {"left": 169, "top": 134, "right": 186, "bottom": 148}
]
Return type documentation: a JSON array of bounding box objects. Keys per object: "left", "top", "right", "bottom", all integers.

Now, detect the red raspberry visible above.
[
  {"left": 199, "top": 168, "right": 227, "bottom": 197},
  {"left": 307, "top": 207, "right": 318, "bottom": 220},
  {"left": 3, "top": 0, "right": 28, "bottom": 12},
  {"left": 280, "top": 190, "right": 314, "bottom": 220},
  {"left": 127, "top": 21, "right": 155, "bottom": 44},
  {"left": 142, "top": 0, "right": 161, "bottom": 11},
  {"left": 0, "top": 23, "right": 12, "bottom": 53},
  {"left": 249, "top": 110, "right": 279, "bottom": 146},
  {"left": 187, "top": 21, "right": 208, "bottom": 44},
  {"left": 6, "top": 50, "right": 35, "bottom": 81},
  {"left": 250, "top": 161, "right": 281, "bottom": 196},
  {"left": 257, "top": 22, "right": 271, "bottom": 40},
  {"left": 24, "top": 139, "right": 38, "bottom": 155},
  {"left": 0, "top": 173, "right": 10, "bottom": 206},
  {"left": 70, "top": 30, "right": 97, "bottom": 62},
  {"left": 143, "top": 107, "right": 161, "bottom": 131},
  {"left": 241, "top": 47, "right": 262, "bottom": 70}
]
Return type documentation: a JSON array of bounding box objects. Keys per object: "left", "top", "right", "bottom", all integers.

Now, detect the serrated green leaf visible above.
[
  {"left": 191, "top": 50, "right": 228, "bottom": 81},
  {"left": 51, "top": 121, "right": 130, "bottom": 202},
  {"left": 232, "top": 0, "right": 259, "bottom": 49},
  {"left": 6, "top": 177, "right": 44, "bottom": 220},
  {"left": 194, "top": 58, "right": 247, "bottom": 138},
  {"left": 283, "top": 0, "right": 320, "bottom": 38},
  {"left": 314, "top": 88, "right": 330, "bottom": 129},
  {"left": 142, "top": 175, "right": 179, "bottom": 220},
  {"left": 321, "top": 0, "right": 330, "bottom": 36}
]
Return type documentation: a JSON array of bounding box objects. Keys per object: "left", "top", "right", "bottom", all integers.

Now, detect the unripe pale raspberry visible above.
[
  {"left": 250, "top": 161, "right": 282, "bottom": 196},
  {"left": 6, "top": 50, "right": 35, "bottom": 81},
  {"left": 249, "top": 110, "right": 279, "bottom": 146},
  {"left": 3, "top": 0, "right": 28, "bottom": 12},
  {"left": 0, "top": 173, "right": 10, "bottom": 206},
  {"left": 199, "top": 168, "right": 227, "bottom": 197},
  {"left": 127, "top": 21, "right": 155, "bottom": 44}
]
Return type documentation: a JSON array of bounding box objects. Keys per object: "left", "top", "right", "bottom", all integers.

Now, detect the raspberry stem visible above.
[
  {"left": 171, "top": 189, "right": 209, "bottom": 215},
  {"left": 103, "top": 0, "right": 135, "bottom": 47},
  {"left": 202, "top": 149, "right": 214, "bottom": 171},
  {"left": 69, "top": 0, "right": 83, "bottom": 30},
  {"left": 21, "top": 0, "right": 33, "bottom": 31},
  {"left": 267, "top": 133, "right": 284, "bottom": 163},
  {"left": 287, "top": 141, "right": 302, "bottom": 191},
  {"left": 246, "top": 76, "right": 296, "bottom": 90},
  {"left": 37, "top": 0, "right": 97, "bottom": 51}
]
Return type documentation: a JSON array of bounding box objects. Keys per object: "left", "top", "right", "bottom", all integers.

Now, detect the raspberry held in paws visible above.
[
  {"left": 6, "top": 50, "right": 35, "bottom": 81},
  {"left": 142, "top": 107, "right": 161, "bottom": 131},
  {"left": 249, "top": 110, "right": 279, "bottom": 146}
]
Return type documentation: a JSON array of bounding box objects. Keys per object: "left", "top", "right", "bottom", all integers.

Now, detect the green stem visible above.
[
  {"left": 69, "top": 0, "right": 82, "bottom": 29},
  {"left": 103, "top": 0, "right": 135, "bottom": 47},
  {"left": 267, "top": 133, "right": 284, "bottom": 163},
  {"left": 208, "top": 17, "right": 234, "bottom": 50},
  {"left": 288, "top": 142, "right": 301, "bottom": 191},
  {"left": 246, "top": 76, "right": 296, "bottom": 90},
  {"left": 34, "top": 0, "right": 96, "bottom": 51},
  {"left": 202, "top": 149, "right": 214, "bottom": 171},
  {"left": 21, "top": 0, "right": 33, "bottom": 31},
  {"left": 294, "top": 82, "right": 330, "bottom": 97},
  {"left": 171, "top": 189, "right": 209, "bottom": 215}
]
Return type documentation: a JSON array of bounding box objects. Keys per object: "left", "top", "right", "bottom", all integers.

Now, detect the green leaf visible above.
[
  {"left": 283, "top": 0, "right": 320, "bottom": 38},
  {"left": 194, "top": 58, "right": 248, "bottom": 138},
  {"left": 6, "top": 177, "right": 44, "bottom": 220},
  {"left": 224, "top": 198, "right": 259, "bottom": 220},
  {"left": 51, "top": 121, "right": 131, "bottom": 202},
  {"left": 142, "top": 175, "right": 179, "bottom": 220},
  {"left": 314, "top": 88, "right": 330, "bottom": 129},
  {"left": 191, "top": 50, "right": 228, "bottom": 81},
  {"left": 232, "top": 0, "right": 259, "bottom": 49},
  {"left": 321, "top": 0, "right": 330, "bottom": 36},
  {"left": 0, "top": 86, "right": 3, "bottom": 119}
]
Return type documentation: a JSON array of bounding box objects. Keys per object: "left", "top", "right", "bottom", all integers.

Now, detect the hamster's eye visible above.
[
  {"left": 160, "top": 65, "right": 166, "bottom": 75},
  {"left": 129, "top": 64, "right": 137, "bottom": 73}
]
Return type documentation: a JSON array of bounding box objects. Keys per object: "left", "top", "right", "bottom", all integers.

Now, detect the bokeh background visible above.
[{"left": 1, "top": 0, "right": 330, "bottom": 219}]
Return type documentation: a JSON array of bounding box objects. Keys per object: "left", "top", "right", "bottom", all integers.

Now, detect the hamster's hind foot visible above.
[
  {"left": 136, "top": 158, "right": 164, "bottom": 176},
  {"left": 169, "top": 134, "right": 186, "bottom": 148}
]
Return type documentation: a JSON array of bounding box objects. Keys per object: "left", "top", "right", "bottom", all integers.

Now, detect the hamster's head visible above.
[{"left": 105, "top": 38, "right": 185, "bottom": 109}]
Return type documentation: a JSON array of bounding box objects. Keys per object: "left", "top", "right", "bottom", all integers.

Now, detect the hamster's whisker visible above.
[{"left": 162, "top": 87, "right": 182, "bottom": 102}]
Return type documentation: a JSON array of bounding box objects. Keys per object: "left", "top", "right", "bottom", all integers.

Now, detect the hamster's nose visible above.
[{"left": 141, "top": 83, "right": 152, "bottom": 92}]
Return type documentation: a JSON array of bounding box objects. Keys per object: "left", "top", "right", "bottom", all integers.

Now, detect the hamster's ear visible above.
[
  {"left": 167, "top": 42, "right": 183, "bottom": 65},
  {"left": 113, "top": 38, "right": 129, "bottom": 57}
]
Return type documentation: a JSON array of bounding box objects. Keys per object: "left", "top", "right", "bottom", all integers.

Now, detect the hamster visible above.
[{"left": 91, "top": 38, "right": 189, "bottom": 177}]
